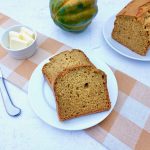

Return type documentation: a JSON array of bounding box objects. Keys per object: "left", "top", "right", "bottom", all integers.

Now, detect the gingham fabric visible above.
[
  {"left": 0, "top": 13, "right": 150, "bottom": 150},
  {"left": 0, "top": 13, "right": 72, "bottom": 91}
]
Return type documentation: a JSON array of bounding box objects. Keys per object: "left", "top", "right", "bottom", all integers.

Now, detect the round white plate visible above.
[
  {"left": 28, "top": 53, "right": 118, "bottom": 130},
  {"left": 103, "top": 15, "right": 150, "bottom": 61}
]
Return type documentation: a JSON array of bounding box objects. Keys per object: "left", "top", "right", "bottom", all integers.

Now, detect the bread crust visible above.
[
  {"left": 53, "top": 65, "right": 111, "bottom": 121},
  {"left": 117, "top": 0, "right": 150, "bottom": 18}
]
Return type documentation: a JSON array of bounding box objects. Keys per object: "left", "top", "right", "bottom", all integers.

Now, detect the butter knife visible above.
[{"left": 0, "top": 68, "right": 21, "bottom": 116}]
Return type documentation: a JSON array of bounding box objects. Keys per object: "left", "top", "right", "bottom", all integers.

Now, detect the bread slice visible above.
[
  {"left": 42, "top": 49, "right": 93, "bottom": 84},
  {"left": 112, "top": 0, "right": 150, "bottom": 56},
  {"left": 53, "top": 66, "right": 111, "bottom": 121}
]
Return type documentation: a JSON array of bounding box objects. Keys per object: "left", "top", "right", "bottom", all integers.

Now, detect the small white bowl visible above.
[{"left": 1, "top": 25, "right": 37, "bottom": 59}]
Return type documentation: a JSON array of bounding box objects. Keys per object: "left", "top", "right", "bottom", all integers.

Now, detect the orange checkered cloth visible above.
[{"left": 0, "top": 13, "right": 150, "bottom": 150}]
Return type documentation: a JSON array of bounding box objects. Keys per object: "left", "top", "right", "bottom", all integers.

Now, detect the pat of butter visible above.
[
  {"left": 9, "top": 31, "right": 20, "bottom": 39},
  {"left": 10, "top": 37, "right": 28, "bottom": 50},
  {"left": 9, "top": 27, "right": 35, "bottom": 50},
  {"left": 21, "top": 27, "right": 35, "bottom": 39},
  {"left": 20, "top": 31, "right": 34, "bottom": 45}
]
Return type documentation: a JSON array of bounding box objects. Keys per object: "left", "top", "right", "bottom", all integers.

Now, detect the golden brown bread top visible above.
[{"left": 117, "top": 0, "right": 150, "bottom": 17}]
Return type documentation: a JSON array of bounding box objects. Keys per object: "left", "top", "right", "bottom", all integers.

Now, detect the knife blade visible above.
[{"left": 0, "top": 68, "right": 21, "bottom": 117}]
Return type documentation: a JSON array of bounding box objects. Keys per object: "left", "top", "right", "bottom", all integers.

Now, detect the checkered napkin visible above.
[{"left": 0, "top": 13, "right": 150, "bottom": 150}]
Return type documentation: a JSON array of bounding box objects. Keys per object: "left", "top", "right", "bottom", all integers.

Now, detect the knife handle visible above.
[{"left": 0, "top": 78, "right": 21, "bottom": 116}]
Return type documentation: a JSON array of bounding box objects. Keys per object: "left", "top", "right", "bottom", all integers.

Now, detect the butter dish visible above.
[{"left": 1, "top": 25, "right": 37, "bottom": 59}]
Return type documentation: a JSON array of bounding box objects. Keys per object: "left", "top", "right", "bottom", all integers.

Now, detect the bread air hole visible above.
[
  {"left": 84, "top": 83, "right": 89, "bottom": 88},
  {"left": 102, "top": 75, "right": 104, "bottom": 79}
]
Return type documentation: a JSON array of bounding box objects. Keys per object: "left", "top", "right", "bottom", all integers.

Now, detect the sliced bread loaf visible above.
[
  {"left": 53, "top": 66, "right": 111, "bottom": 121},
  {"left": 112, "top": 0, "right": 150, "bottom": 56},
  {"left": 42, "top": 49, "right": 93, "bottom": 84}
]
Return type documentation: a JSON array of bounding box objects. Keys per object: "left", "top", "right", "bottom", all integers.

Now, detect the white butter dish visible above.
[{"left": 1, "top": 25, "right": 37, "bottom": 59}]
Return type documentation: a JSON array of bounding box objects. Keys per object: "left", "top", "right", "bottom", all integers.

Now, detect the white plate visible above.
[
  {"left": 28, "top": 52, "right": 118, "bottom": 130},
  {"left": 103, "top": 15, "right": 150, "bottom": 61}
]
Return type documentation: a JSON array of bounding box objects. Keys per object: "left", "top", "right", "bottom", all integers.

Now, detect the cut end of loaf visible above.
[
  {"left": 54, "top": 66, "right": 111, "bottom": 121},
  {"left": 112, "top": 0, "right": 150, "bottom": 56},
  {"left": 112, "top": 16, "right": 149, "bottom": 56}
]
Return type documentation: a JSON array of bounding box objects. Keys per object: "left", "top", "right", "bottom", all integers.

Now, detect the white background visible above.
[{"left": 0, "top": 0, "right": 150, "bottom": 150}]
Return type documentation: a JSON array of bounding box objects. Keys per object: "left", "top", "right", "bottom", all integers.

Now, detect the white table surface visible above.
[{"left": 0, "top": 0, "right": 150, "bottom": 150}]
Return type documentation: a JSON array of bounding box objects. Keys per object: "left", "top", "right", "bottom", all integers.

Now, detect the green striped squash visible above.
[{"left": 50, "top": 0, "right": 98, "bottom": 32}]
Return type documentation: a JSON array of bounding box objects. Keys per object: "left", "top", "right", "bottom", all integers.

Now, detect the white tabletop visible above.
[{"left": 0, "top": 0, "right": 150, "bottom": 150}]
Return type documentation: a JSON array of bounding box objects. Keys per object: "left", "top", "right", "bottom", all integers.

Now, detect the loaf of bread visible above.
[
  {"left": 42, "top": 49, "right": 92, "bottom": 84},
  {"left": 53, "top": 66, "right": 111, "bottom": 121},
  {"left": 42, "top": 49, "right": 111, "bottom": 121},
  {"left": 112, "top": 0, "right": 150, "bottom": 56}
]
